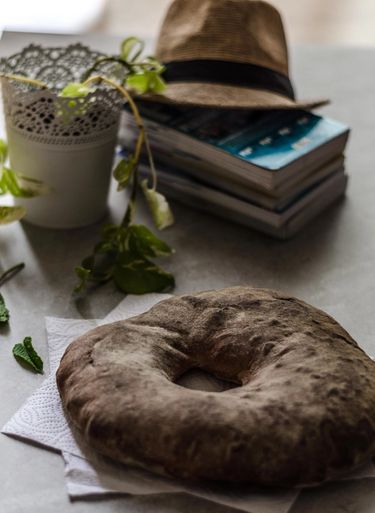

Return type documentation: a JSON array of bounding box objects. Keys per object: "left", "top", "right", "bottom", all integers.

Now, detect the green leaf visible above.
[
  {"left": 94, "top": 240, "right": 115, "bottom": 254},
  {"left": 0, "top": 206, "right": 26, "bottom": 224},
  {"left": 12, "top": 337, "right": 43, "bottom": 374},
  {"left": 126, "top": 70, "right": 166, "bottom": 94},
  {"left": 16, "top": 174, "right": 51, "bottom": 196},
  {"left": 74, "top": 266, "right": 92, "bottom": 293},
  {"left": 126, "top": 73, "right": 150, "bottom": 94},
  {"left": 0, "top": 167, "right": 20, "bottom": 196},
  {"left": 74, "top": 249, "right": 117, "bottom": 293},
  {"left": 0, "top": 264, "right": 24, "bottom": 325},
  {"left": 101, "top": 224, "right": 123, "bottom": 242},
  {"left": 0, "top": 139, "right": 8, "bottom": 166},
  {"left": 0, "top": 293, "right": 9, "bottom": 325},
  {"left": 113, "top": 156, "right": 136, "bottom": 190},
  {"left": 0, "top": 262, "right": 25, "bottom": 287},
  {"left": 141, "top": 56, "right": 165, "bottom": 73},
  {"left": 0, "top": 167, "right": 49, "bottom": 198},
  {"left": 74, "top": 223, "right": 175, "bottom": 295},
  {"left": 23, "top": 337, "right": 44, "bottom": 373},
  {"left": 141, "top": 180, "right": 174, "bottom": 230},
  {"left": 120, "top": 37, "right": 145, "bottom": 62},
  {"left": 59, "top": 82, "right": 92, "bottom": 98},
  {"left": 128, "top": 224, "right": 174, "bottom": 258},
  {"left": 147, "top": 73, "right": 166, "bottom": 93},
  {"left": 100, "top": 224, "right": 129, "bottom": 251},
  {"left": 113, "top": 252, "right": 174, "bottom": 294}
]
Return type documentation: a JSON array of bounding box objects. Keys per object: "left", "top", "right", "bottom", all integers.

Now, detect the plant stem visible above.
[
  {"left": 0, "top": 262, "right": 25, "bottom": 287},
  {"left": 143, "top": 130, "right": 157, "bottom": 190},
  {"left": 83, "top": 75, "right": 144, "bottom": 129},
  {"left": 80, "top": 57, "right": 134, "bottom": 83},
  {"left": 121, "top": 166, "right": 138, "bottom": 228},
  {"left": 82, "top": 74, "right": 158, "bottom": 218},
  {"left": 0, "top": 74, "right": 47, "bottom": 89}
]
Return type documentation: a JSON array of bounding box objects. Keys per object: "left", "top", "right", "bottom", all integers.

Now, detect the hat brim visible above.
[{"left": 142, "top": 82, "right": 329, "bottom": 110}]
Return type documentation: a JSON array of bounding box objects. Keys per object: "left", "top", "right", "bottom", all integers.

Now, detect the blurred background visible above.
[{"left": 0, "top": 0, "right": 374, "bottom": 45}]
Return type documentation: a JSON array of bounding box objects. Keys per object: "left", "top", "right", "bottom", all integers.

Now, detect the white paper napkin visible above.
[{"left": 2, "top": 293, "right": 375, "bottom": 513}]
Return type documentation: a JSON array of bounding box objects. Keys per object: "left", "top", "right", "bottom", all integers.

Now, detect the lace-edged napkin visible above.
[{"left": 2, "top": 294, "right": 375, "bottom": 513}]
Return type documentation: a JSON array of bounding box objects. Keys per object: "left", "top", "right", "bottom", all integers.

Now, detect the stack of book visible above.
[{"left": 120, "top": 103, "right": 350, "bottom": 238}]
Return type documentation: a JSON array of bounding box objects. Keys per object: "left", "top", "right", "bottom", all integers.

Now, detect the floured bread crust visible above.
[{"left": 56, "top": 287, "right": 375, "bottom": 486}]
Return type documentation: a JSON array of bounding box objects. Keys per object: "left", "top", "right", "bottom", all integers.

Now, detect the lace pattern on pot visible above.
[
  {"left": 0, "top": 43, "right": 125, "bottom": 89},
  {"left": 0, "top": 44, "right": 126, "bottom": 145},
  {"left": 1, "top": 81, "right": 123, "bottom": 145}
]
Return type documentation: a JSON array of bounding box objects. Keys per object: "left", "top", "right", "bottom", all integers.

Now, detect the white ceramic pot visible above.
[
  {"left": 7, "top": 124, "right": 118, "bottom": 229},
  {"left": 0, "top": 44, "right": 125, "bottom": 229}
]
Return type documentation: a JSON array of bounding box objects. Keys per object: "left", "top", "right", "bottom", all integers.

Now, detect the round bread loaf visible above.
[{"left": 56, "top": 287, "right": 375, "bottom": 486}]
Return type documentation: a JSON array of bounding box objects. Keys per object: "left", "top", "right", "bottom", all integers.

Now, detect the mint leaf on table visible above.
[
  {"left": 0, "top": 293, "right": 9, "bottom": 325},
  {"left": 12, "top": 337, "right": 43, "bottom": 374}
]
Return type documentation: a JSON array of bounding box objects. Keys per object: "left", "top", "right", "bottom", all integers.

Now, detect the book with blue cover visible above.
[
  {"left": 120, "top": 102, "right": 349, "bottom": 237},
  {"left": 121, "top": 103, "right": 349, "bottom": 191}
]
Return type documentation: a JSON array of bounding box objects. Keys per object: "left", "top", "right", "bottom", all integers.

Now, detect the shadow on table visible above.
[
  {"left": 19, "top": 205, "right": 124, "bottom": 320},
  {"left": 166, "top": 194, "right": 351, "bottom": 294},
  {"left": 19, "top": 192, "right": 351, "bottom": 318},
  {"left": 290, "top": 477, "right": 375, "bottom": 513}
]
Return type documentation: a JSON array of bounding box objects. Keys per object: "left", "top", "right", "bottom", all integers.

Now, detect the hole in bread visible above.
[{"left": 176, "top": 368, "right": 238, "bottom": 392}]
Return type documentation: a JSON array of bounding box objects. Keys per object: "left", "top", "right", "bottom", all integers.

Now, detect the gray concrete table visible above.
[{"left": 1, "top": 31, "right": 375, "bottom": 513}]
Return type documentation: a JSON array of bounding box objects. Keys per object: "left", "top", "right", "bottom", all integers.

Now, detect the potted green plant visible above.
[{"left": 0, "top": 38, "right": 175, "bottom": 295}]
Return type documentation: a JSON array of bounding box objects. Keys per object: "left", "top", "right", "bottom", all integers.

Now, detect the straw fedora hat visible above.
[{"left": 146, "top": 0, "right": 329, "bottom": 109}]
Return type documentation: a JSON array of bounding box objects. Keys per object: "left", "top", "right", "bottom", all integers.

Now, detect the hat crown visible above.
[{"left": 156, "top": 0, "right": 289, "bottom": 76}]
